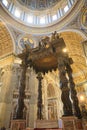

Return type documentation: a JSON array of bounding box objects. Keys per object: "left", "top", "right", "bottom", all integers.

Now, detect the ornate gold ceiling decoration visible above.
[
  {"left": 81, "top": 6, "right": 87, "bottom": 29},
  {"left": 18, "top": 0, "right": 60, "bottom": 10},
  {"left": 60, "top": 32, "right": 87, "bottom": 84},
  {"left": 0, "top": 21, "right": 13, "bottom": 57}
]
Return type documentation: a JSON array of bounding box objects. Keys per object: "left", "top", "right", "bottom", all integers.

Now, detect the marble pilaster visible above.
[{"left": 0, "top": 64, "right": 17, "bottom": 128}]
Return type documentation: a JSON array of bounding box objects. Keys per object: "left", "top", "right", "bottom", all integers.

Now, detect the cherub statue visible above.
[
  {"left": 41, "top": 36, "right": 50, "bottom": 48},
  {"left": 50, "top": 31, "right": 60, "bottom": 42},
  {"left": 54, "top": 31, "right": 60, "bottom": 39},
  {"left": 50, "top": 32, "right": 55, "bottom": 42}
]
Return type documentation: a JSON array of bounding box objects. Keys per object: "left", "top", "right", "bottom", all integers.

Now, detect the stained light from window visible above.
[
  {"left": 52, "top": 14, "right": 57, "bottom": 21},
  {"left": 2, "top": 0, "right": 8, "bottom": 7},
  {"left": 14, "top": 9, "right": 21, "bottom": 18},
  {"left": 40, "top": 17, "right": 45, "bottom": 24},
  {"left": 27, "top": 16, "right": 33, "bottom": 23},
  {"left": 64, "top": 5, "right": 69, "bottom": 13}
]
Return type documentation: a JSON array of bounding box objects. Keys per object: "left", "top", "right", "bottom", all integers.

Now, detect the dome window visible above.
[
  {"left": 27, "top": 15, "right": 33, "bottom": 24},
  {"left": 52, "top": 14, "right": 57, "bottom": 21},
  {"left": 2, "top": 0, "right": 8, "bottom": 7},
  {"left": 64, "top": 5, "right": 69, "bottom": 13},
  {"left": 14, "top": 9, "right": 21, "bottom": 18},
  {"left": 40, "top": 17, "right": 46, "bottom": 24}
]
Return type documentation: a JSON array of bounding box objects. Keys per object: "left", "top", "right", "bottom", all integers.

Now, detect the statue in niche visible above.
[{"left": 48, "top": 107, "right": 55, "bottom": 120}]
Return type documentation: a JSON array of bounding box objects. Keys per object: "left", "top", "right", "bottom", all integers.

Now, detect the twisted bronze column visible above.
[
  {"left": 58, "top": 57, "right": 73, "bottom": 116},
  {"left": 15, "top": 48, "right": 29, "bottom": 119},
  {"left": 37, "top": 72, "right": 43, "bottom": 120},
  {"left": 65, "top": 58, "right": 82, "bottom": 119}
]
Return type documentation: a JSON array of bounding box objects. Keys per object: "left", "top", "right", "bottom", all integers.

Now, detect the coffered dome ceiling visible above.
[
  {"left": 1, "top": 0, "right": 84, "bottom": 30},
  {"left": 18, "top": 0, "right": 60, "bottom": 10}
]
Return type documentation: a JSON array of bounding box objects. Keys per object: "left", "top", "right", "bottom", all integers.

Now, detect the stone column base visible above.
[
  {"left": 11, "top": 120, "right": 26, "bottom": 130},
  {"left": 26, "top": 128, "right": 34, "bottom": 130},
  {"left": 61, "top": 116, "right": 83, "bottom": 130},
  {"left": 82, "top": 119, "right": 87, "bottom": 130},
  {"left": 35, "top": 120, "right": 58, "bottom": 128}
]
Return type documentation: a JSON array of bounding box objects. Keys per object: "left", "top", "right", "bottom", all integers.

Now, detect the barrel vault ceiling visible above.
[{"left": 0, "top": 21, "right": 13, "bottom": 57}]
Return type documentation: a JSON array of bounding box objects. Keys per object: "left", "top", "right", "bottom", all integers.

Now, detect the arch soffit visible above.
[
  {"left": 60, "top": 29, "right": 87, "bottom": 39},
  {"left": 0, "top": 19, "right": 15, "bottom": 56}
]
